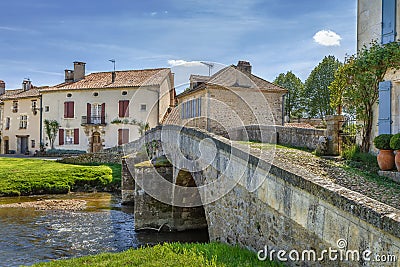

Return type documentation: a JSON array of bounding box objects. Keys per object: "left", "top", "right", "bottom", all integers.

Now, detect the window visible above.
[
  {"left": 60, "top": 128, "right": 79, "bottom": 145},
  {"left": 122, "top": 91, "right": 127, "bottom": 95},
  {"left": 382, "top": 0, "right": 397, "bottom": 44},
  {"left": 118, "top": 129, "right": 129, "bottom": 145},
  {"left": 5, "top": 117, "right": 10, "bottom": 130},
  {"left": 64, "top": 101, "right": 74, "bottom": 118},
  {"left": 140, "top": 104, "right": 147, "bottom": 111},
  {"left": 31, "top": 100, "right": 37, "bottom": 110},
  {"left": 31, "top": 140, "right": 35, "bottom": 148},
  {"left": 20, "top": 115, "right": 27, "bottom": 129},
  {"left": 12, "top": 101, "right": 18, "bottom": 113},
  {"left": 119, "top": 100, "right": 129, "bottom": 117},
  {"left": 67, "top": 93, "right": 72, "bottom": 98},
  {"left": 181, "top": 98, "right": 201, "bottom": 119},
  {"left": 45, "top": 106, "right": 50, "bottom": 112},
  {"left": 93, "top": 92, "right": 99, "bottom": 97}
]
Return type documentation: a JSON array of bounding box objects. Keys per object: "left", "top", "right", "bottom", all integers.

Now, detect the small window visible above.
[
  {"left": 45, "top": 106, "right": 50, "bottom": 112},
  {"left": 67, "top": 93, "right": 72, "bottom": 98},
  {"left": 65, "top": 129, "right": 74, "bottom": 145},
  {"left": 31, "top": 100, "right": 37, "bottom": 109},
  {"left": 122, "top": 91, "right": 127, "bottom": 95},
  {"left": 12, "top": 101, "right": 18, "bottom": 113},
  {"left": 93, "top": 92, "right": 99, "bottom": 97},
  {"left": 31, "top": 140, "right": 35, "bottom": 148},
  {"left": 20, "top": 115, "right": 27, "bottom": 129},
  {"left": 5, "top": 117, "right": 10, "bottom": 130},
  {"left": 140, "top": 104, "right": 147, "bottom": 111}
]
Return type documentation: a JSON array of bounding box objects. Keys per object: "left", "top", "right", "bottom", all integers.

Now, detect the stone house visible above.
[
  {"left": 0, "top": 79, "right": 41, "bottom": 154},
  {"left": 357, "top": 0, "right": 400, "bottom": 146},
  {"left": 164, "top": 61, "right": 287, "bottom": 136},
  {"left": 39, "top": 62, "right": 175, "bottom": 152}
]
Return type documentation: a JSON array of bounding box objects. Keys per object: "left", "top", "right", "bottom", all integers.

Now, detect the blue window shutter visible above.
[
  {"left": 198, "top": 98, "right": 201, "bottom": 117},
  {"left": 378, "top": 81, "right": 392, "bottom": 134},
  {"left": 193, "top": 99, "right": 197, "bottom": 117},
  {"left": 181, "top": 102, "right": 185, "bottom": 119},
  {"left": 382, "top": 0, "right": 397, "bottom": 44}
]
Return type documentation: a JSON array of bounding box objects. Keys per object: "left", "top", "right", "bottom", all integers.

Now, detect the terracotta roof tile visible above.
[
  {"left": 41, "top": 68, "right": 171, "bottom": 92},
  {"left": 0, "top": 88, "right": 40, "bottom": 100}
]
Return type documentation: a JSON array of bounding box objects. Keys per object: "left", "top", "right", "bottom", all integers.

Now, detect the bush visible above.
[
  {"left": 373, "top": 134, "right": 393, "bottom": 150},
  {"left": 390, "top": 133, "right": 400, "bottom": 150}
]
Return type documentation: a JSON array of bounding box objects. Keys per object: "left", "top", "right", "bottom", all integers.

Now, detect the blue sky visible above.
[{"left": 0, "top": 0, "right": 356, "bottom": 91}]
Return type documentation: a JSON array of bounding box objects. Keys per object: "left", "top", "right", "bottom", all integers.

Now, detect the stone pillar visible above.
[
  {"left": 121, "top": 157, "right": 135, "bottom": 205},
  {"left": 325, "top": 115, "right": 344, "bottom": 156}
]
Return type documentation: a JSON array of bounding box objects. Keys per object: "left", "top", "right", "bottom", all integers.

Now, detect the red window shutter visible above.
[
  {"left": 74, "top": 129, "right": 79, "bottom": 144},
  {"left": 119, "top": 101, "right": 124, "bottom": 117},
  {"left": 124, "top": 100, "right": 129, "bottom": 117},
  {"left": 101, "top": 103, "right": 106, "bottom": 124},
  {"left": 122, "top": 129, "right": 129, "bottom": 144},
  {"left": 118, "top": 129, "right": 122, "bottom": 146},
  {"left": 69, "top": 102, "right": 74, "bottom": 118},
  {"left": 59, "top": 129, "right": 64, "bottom": 145},
  {"left": 87, "top": 103, "right": 91, "bottom": 123},
  {"left": 64, "top": 102, "right": 68, "bottom": 118}
]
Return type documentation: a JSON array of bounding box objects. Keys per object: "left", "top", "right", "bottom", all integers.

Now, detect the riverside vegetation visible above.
[
  {"left": 0, "top": 158, "right": 121, "bottom": 196},
  {"left": 30, "top": 242, "right": 283, "bottom": 267}
]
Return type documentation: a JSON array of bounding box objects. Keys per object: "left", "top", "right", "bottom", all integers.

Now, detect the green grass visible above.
[
  {"left": 0, "top": 158, "right": 115, "bottom": 196},
  {"left": 31, "top": 242, "right": 283, "bottom": 267}
]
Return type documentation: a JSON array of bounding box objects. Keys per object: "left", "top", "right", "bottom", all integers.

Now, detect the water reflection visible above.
[{"left": 0, "top": 193, "right": 208, "bottom": 267}]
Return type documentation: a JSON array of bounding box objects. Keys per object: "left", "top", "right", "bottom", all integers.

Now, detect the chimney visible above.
[
  {"left": 237, "top": 61, "right": 252, "bottom": 75},
  {"left": 0, "top": 80, "right": 5, "bottom": 95},
  {"left": 111, "top": 71, "right": 116, "bottom": 83},
  {"left": 22, "top": 79, "right": 32, "bottom": 91},
  {"left": 64, "top": 69, "right": 74, "bottom": 82},
  {"left": 73, "top": 61, "right": 86, "bottom": 81}
]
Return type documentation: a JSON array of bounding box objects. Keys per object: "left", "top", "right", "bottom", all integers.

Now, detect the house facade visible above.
[
  {"left": 0, "top": 80, "right": 41, "bottom": 154},
  {"left": 164, "top": 61, "right": 287, "bottom": 136},
  {"left": 358, "top": 0, "right": 400, "bottom": 146},
  {"left": 40, "top": 62, "right": 174, "bottom": 152}
]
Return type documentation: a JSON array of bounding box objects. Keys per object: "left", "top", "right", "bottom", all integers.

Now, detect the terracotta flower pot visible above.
[
  {"left": 377, "top": 149, "right": 395, "bottom": 171},
  {"left": 395, "top": 151, "right": 400, "bottom": 171}
]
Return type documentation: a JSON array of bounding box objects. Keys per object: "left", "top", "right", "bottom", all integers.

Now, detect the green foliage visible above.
[
  {"left": 131, "top": 119, "right": 150, "bottom": 136},
  {"left": 304, "top": 55, "right": 342, "bottom": 118},
  {"left": 31, "top": 242, "right": 282, "bottom": 267},
  {"left": 329, "top": 40, "right": 400, "bottom": 152},
  {"left": 390, "top": 133, "right": 400, "bottom": 150},
  {"left": 0, "top": 158, "right": 113, "bottom": 196},
  {"left": 273, "top": 71, "right": 305, "bottom": 119},
  {"left": 329, "top": 63, "right": 355, "bottom": 115},
  {"left": 44, "top": 119, "right": 60, "bottom": 149},
  {"left": 373, "top": 134, "right": 393, "bottom": 150}
]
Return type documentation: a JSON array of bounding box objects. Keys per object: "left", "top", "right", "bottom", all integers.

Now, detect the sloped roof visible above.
[
  {"left": 41, "top": 68, "right": 171, "bottom": 92},
  {"left": 0, "top": 88, "right": 40, "bottom": 100},
  {"left": 179, "top": 65, "right": 287, "bottom": 98}
]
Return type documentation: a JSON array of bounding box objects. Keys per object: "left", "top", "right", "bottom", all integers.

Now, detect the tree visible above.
[
  {"left": 273, "top": 71, "right": 304, "bottom": 120},
  {"left": 131, "top": 119, "right": 150, "bottom": 136},
  {"left": 329, "top": 40, "right": 400, "bottom": 152},
  {"left": 44, "top": 119, "right": 60, "bottom": 149},
  {"left": 329, "top": 61, "right": 355, "bottom": 116},
  {"left": 304, "top": 56, "right": 342, "bottom": 118}
]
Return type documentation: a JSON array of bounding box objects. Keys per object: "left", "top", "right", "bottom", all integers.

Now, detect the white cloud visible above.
[
  {"left": 313, "top": 30, "right": 342, "bottom": 46},
  {"left": 167, "top": 60, "right": 203, "bottom": 67},
  {"left": 151, "top": 12, "right": 157, "bottom": 16}
]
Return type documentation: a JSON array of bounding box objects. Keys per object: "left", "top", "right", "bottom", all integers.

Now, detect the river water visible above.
[{"left": 0, "top": 193, "right": 209, "bottom": 267}]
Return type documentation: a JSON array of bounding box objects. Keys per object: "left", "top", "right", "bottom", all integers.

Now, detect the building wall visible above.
[
  {"left": 2, "top": 96, "right": 40, "bottom": 154},
  {"left": 358, "top": 0, "right": 400, "bottom": 149},
  {"left": 174, "top": 86, "right": 284, "bottom": 135},
  {"left": 41, "top": 85, "right": 168, "bottom": 152}
]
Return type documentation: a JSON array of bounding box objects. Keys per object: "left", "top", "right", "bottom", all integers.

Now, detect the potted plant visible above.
[
  {"left": 373, "top": 134, "right": 394, "bottom": 171},
  {"left": 390, "top": 133, "right": 400, "bottom": 171}
]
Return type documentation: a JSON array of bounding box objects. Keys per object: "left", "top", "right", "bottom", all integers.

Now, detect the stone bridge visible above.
[{"left": 121, "top": 125, "right": 400, "bottom": 266}]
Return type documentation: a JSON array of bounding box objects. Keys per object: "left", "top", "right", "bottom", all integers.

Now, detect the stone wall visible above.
[
  {"left": 229, "top": 124, "right": 326, "bottom": 150},
  {"left": 125, "top": 125, "right": 400, "bottom": 266},
  {"left": 59, "top": 151, "right": 123, "bottom": 164}
]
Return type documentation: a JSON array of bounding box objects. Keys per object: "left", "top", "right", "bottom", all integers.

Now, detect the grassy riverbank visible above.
[
  {"left": 31, "top": 242, "right": 282, "bottom": 267},
  {"left": 0, "top": 158, "right": 116, "bottom": 196}
]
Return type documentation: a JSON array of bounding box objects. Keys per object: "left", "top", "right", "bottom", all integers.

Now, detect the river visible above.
[{"left": 0, "top": 193, "right": 209, "bottom": 267}]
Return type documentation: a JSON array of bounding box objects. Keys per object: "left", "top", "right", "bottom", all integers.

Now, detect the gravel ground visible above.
[
  {"left": 273, "top": 147, "right": 400, "bottom": 210},
  {"left": 0, "top": 199, "right": 87, "bottom": 210}
]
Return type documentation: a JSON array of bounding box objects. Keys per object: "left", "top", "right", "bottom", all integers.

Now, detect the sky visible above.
[{"left": 0, "top": 0, "right": 357, "bottom": 92}]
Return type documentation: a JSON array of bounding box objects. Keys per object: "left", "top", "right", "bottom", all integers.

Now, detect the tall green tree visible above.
[
  {"left": 304, "top": 56, "right": 342, "bottom": 118},
  {"left": 273, "top": 71, "right": 304, "bottom": 120},
  {"left": 44, "top": 119, "right": 60, "bottom": 149},
  {"left": 329, "top": 40, "right": 400, "bottom": 152}
]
